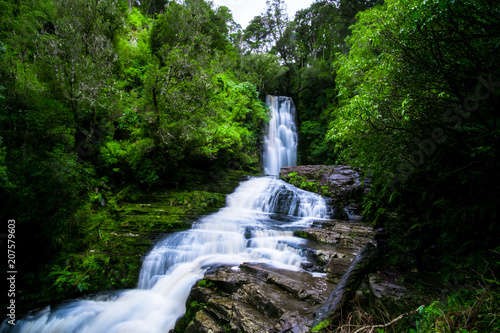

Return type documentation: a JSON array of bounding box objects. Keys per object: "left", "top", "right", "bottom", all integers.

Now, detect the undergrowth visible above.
[
  {"left": 16, "top": 169, "right": 250, "bottom": 314},
  {"left": 325, "top": 273, "right": 499, "bottom": 333},
  {"left": 280, "top": 171, "right": 330, "bottom": 196}
]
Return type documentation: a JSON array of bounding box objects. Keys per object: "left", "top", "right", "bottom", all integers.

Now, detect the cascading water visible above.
[
  {"left": 262, "top": 95, "right": 298, "bottom": 176},
  {"left": 2, "top": 96, "right": 328, "bottom": 333}
]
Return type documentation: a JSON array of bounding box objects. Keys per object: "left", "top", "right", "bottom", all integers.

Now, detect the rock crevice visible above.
[{"left": 175, "top": 220, "right": 375, "bottom": 333}]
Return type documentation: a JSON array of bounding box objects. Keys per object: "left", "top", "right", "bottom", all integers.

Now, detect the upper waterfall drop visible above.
[
  {"left": 1, "top": 95, "right": 330, "bottom": 333},
  {"left": 262, "top": 95, "right": 298, "bottom": 176}
]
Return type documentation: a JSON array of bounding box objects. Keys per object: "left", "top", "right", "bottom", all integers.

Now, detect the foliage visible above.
[
  {"left": 280, "top": 171, "right": 322, "bottom": 194},
  {"left": 329, "top": 0, "right": 500, "bottom": 275},
  {"left": 291, "top": 0, "right": 379, "bottom": 164},
  {"left": 331, "top": 0, "right": 500, "bottom": 179},
  {"left": 237, "top": 0, "right": 381, "bottom": 161},
  {"left": 149, "top": 0, "right": 230, "bottom": 58},
  {"left": 2, "top": 0, "right": 499, "bottom": 322},
  {"left": 197, "top": 279, "right": 214, "bottom": 288},
  {"left": 0, "top": 0, "right": 268, "bottom": 313},
  {"left": 238, "top": 52, "right": 289, "bottom": 95},
  {"left": 410, "top": 284, "right": 500, "bottom": 333}
]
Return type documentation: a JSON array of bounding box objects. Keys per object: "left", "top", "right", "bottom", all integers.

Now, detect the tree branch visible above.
[{"left": 351, "top": 308, "right": 420, "bottom": 333}]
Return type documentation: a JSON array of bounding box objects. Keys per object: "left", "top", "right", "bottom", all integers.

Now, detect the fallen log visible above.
[{"left": 312, "top": 242, "right": 378, "bottom": 331}]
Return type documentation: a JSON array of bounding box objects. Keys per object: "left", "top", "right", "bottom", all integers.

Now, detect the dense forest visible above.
[{"left": 1, "top": 0, "right": 499, "bottom": 330}]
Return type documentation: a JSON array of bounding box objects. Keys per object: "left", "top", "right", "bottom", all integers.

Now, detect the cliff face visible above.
[{"left": 280, "top": 165, "right": 371, "bottom": 221}]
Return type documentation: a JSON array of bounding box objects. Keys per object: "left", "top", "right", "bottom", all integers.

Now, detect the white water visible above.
[
  {"left": 262, "top": 95, "right": 298, "bottom": 176},
  {"left": 2, "top": 96, "right": 327, "bottom": 333}
]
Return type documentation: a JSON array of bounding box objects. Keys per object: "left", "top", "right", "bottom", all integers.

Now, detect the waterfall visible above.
[
  {"left": 262, "top": 95, "right": 298, "bottom": 176},
  {"left": 2, "top": 96, "right": 328, "bottom": 333}
]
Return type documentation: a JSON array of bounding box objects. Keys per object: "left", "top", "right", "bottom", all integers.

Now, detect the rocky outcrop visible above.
[
  {"left": 175, "top": 220, "right": 376, "bottom": 333},
  {"left": 280, "top": 165, "right": 370, "bottom": 203},
  {"left": 179, "top": 264, "right": 335, "bottom": 333},
  {"left": 314, "top": 243, "right": 378, "bottom": 327},
  {"left": 280, "top": 165, "right": 371, "bottom": 221}
]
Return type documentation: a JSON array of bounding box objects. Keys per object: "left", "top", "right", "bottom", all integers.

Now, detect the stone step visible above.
[
  {"left": 177, "top": 220, "right": 376, "bottom": 333},
  {"left": 180, "top": 263, "right": 336, "bottom": 333}
]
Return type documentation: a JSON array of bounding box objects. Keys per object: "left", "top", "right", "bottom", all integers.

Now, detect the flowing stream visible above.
[
  {"left": 262, "top": 95, "right": 298, "bottom": 176},
  {"left": 2, "top": 96, "right": 328, "bottom": 333}
]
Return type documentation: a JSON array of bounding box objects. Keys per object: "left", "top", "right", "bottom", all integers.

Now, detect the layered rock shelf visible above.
[
  {"left": 175, "top": 220, "right": 375, "bottom": 333},
  {"left": 280, "top": 165, "right": 371, "bottom": 205},
  {"left": 280, "top": 165, "right": 371, "bottom": 221}
]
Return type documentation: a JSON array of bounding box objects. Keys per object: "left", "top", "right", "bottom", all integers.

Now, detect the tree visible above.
[
  {"left": 238, "top": 53, "right": 289, "bottom": 95},
  {"left": 330, "top": 0, "right": 500, "bottom": 270},
  {"left": 242, "top": 0, "right": 296, "bottom": 63},
  {"left": 138, "top": 0, "right": 169, "bottom": 15},
  {"left": 263, "top": 0, "right": 289, "bottom": 46},
  {"left": 0, "top": 0, "right": 271, "bottom": 311},
  {"left": 243, "top": 15, "right": 272, "bottom": 54},
  {"left": 150, "top": 0, "right": 230, "bottom": 59},
  {"left": 36, "top": 0, "right": 125, "bottom": 143},
  {"left": 0, "top": 0, "right": 92, "bottom": 303}
]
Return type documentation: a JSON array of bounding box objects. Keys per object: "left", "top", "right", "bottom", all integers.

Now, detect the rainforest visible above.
[{"left": 0, "top": 0, "right": 499, "bottom": 332}]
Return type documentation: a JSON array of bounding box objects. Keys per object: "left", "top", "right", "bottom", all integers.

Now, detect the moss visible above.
[
  {"left": 311, "top": 319, "right": 331, "bottom": 332},
  {"left": 293, "top": 230, "right": 310, "bottom": 239},
  {"left": 174, "top": 299, "right": 207, "bottom": 332},
  {"left": 22, "top": 168, "right": 255, "bottom": 314},
  {"left": 280, "top": 171, "right": 321, "bottom": 193},
  {"left": 197, "top": 279, "right": 214, "bottom": 288}
]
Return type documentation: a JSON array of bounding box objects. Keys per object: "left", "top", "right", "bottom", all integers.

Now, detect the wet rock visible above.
[
  {"left": 295, "top": 220, "right": 375, "bottom": 252},
  {"left": 369, "top": 273, "right": 408, "bottom": 301},
  {"left": 236, "top": 283, "right": 283, "bottom": 318},
  {"left": 296, "top": 228, "right": 345, "bottom": 245},
  {"left": 332, "top": 205, "right": 349, "bottom": 220},
  {"left": 178, "top": 220, "right": 376, "bottom": 333},
  {"left": 300, "top": 240, "right": 354, "bottom": 274},
  {"left": 231, "top": 301, "right": 277, "bottom": 333},
  {"left": 345, "top": 203, "right": 364, "bottom": 221},
  {"left": 280, "top": 165, "right": 370, "bottom": 209},
  {"left": 326, "top": 258, "right": 352, "bottom": 284},
  {"left": 240, "top": 264, "right": 330, "bottom": 304},
  {"left": 178, "top": 264, "right": 336, "bottom": 333},
  {"left": 268, "top": 187, "right": 300, "bottom": 216},
  {"left": 315, "top": 220, "right": 374, "bottom": 238},
  {"left": 278, "top": 312, "right": 311, "bottom": 333},
  {"left": 184, "top": 310, "right": 225, "bottom": 333},
  {"left": 308, "top": 248, "right": 339, "bottom": 266}
]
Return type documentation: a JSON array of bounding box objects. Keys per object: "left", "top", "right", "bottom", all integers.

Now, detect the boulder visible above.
[
  {"left": 176, "top": 263, "right": 336, "bottom": 333},
  {"left": 279, "top": 165, "right": 370, "bottom": 222},
  {"left": 177, "top": 220, "right": 377, "bottom": 333},
  {"left": 280, "top": 165, "right": 370, "bottom": 208}
]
